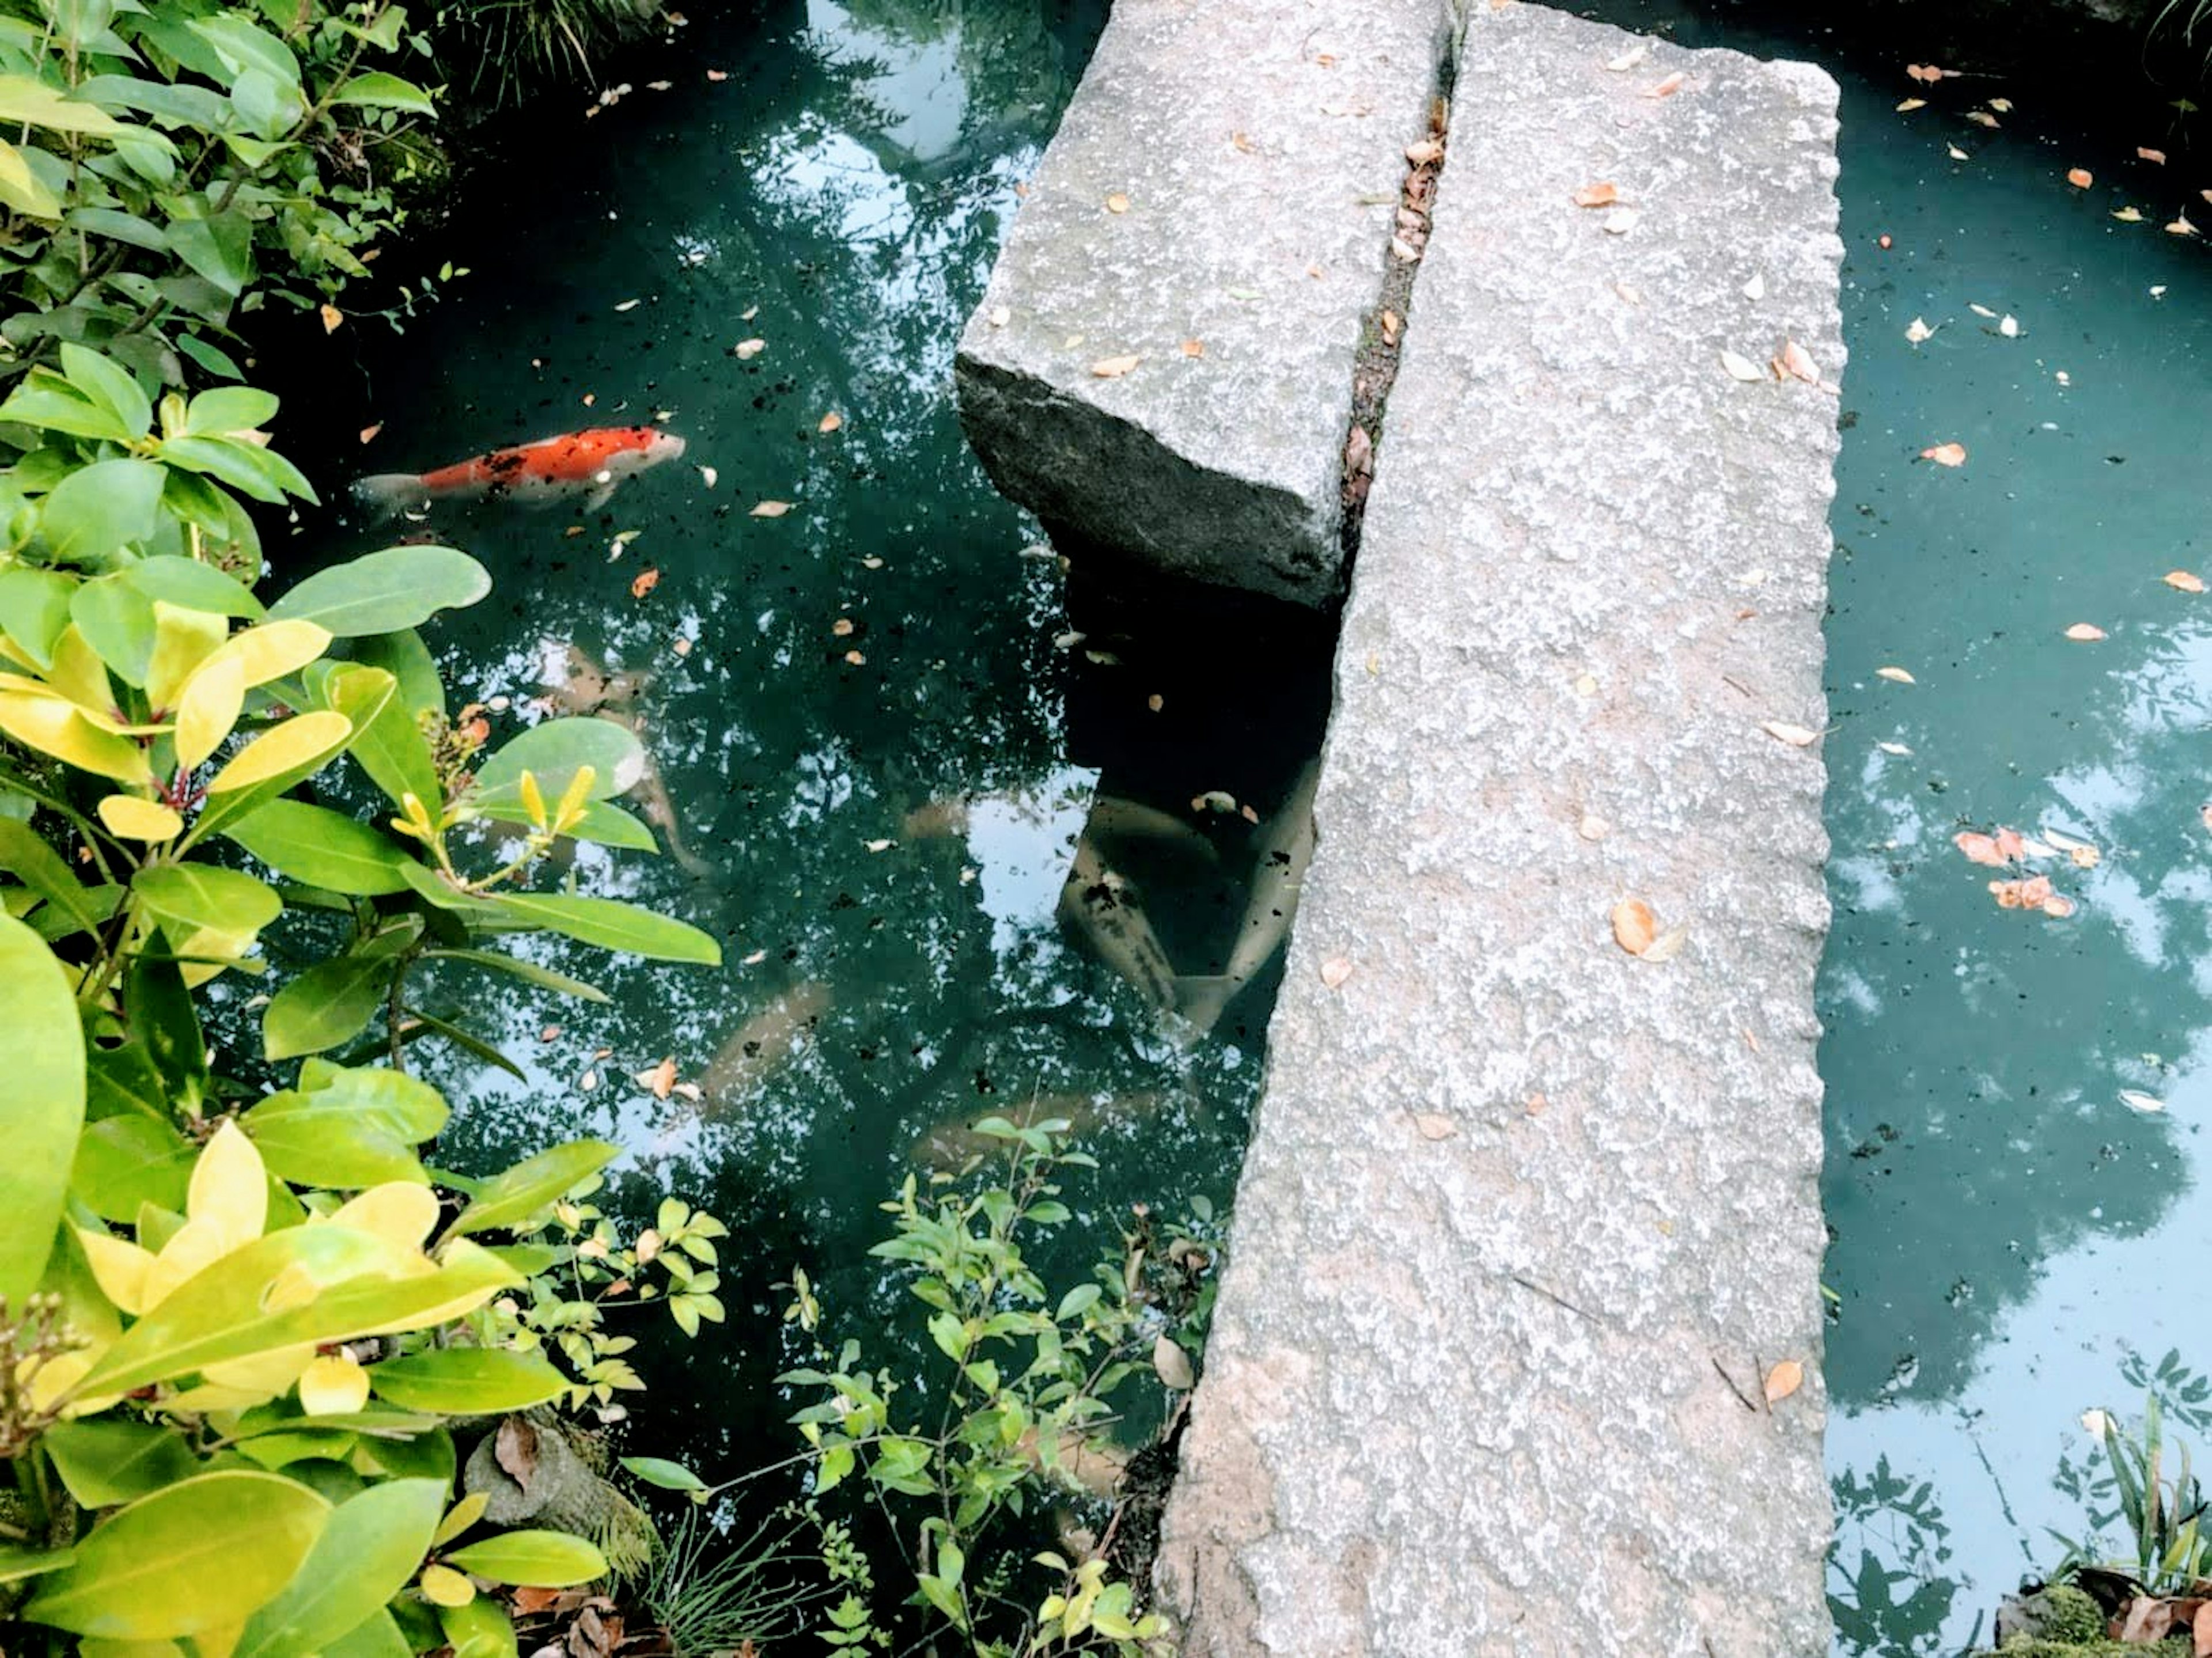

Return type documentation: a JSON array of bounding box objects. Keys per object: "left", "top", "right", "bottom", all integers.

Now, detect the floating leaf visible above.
[
  {"left": 1906, "top": 317, "right": 1934, "bottom": 343},
  {"left": 1896, "top": 97, "right": 1926, "bottom": 112},
  {"left": 1611, "top": 899, "right": 1657, "bottom": 955},
  {"left": 2119, "top": 1090, "right": 2166, "bottom": 1114},
  {"left": 1763, "top": 1359, "right": 1804, "bottom": 1403},
  {"left": 628, "top": 567, "right": 659, "bottom": 600},
  {"left": 2063, "top": 623, "right": 2107, "bottom": 642},
  {"left": 2113, "top": 206, "right": 2145, "bottom": 222},
  {"left": 1919, "top": 442, "right": 1967, "bottom": 467},
  {"left": 749, "top": 500, "right": 791, "bottom": 518},
  {"left": 2066, "top": 166, "right": 2093, "bottom": 188},
  {"left": 2164, "top": 571, "right": 2206, "bottom": 593},
  {"left": 818, "top": 411, "right": 842, "bottom": 434},
  {"left": 1876, "top": 666, "right": 1915, "bottom": 684},
  {"left": 733, "top": 337, "right": 764, "bottom": 359},
  {"left": 1906, "top": 63, "right": 1949, "bottom": 83}
]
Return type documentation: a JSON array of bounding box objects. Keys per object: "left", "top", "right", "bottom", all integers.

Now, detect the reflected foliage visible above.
[{"left": 1830, "top": 1456, "right": 1962, "bottom": 1658}]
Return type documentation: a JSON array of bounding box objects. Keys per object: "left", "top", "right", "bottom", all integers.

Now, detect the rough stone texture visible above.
[
  {"left": 953, "top": 0, "right": 1456, "bottom": 608},
  {"left": 1155, "top": 7, "right": 1844, "bottom": 1655}
]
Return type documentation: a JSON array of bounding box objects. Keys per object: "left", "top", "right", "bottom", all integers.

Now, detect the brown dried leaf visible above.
[
  {"left": 1905, "top": 63, "right": 1949, "bottom": 84},
  {"left": 2115, "top": 206, "right": 2146, "bottom": 222},
  {"left": 635, "top": 1057, "right": 677, "bottom": 1099},
  {"left": 628, "top": 567, "right": 659, "bottom": 600},
  {"left": 1920, "top": 442, "right": 1967, "bottom": 467},
  {"left": 831, "top": 617, "right": 854, "bottom": 636},
  {"left": 1089, "top": 354, "right": 1141, "bottom": 379},
  {"left": 496, "top": 1416, "right": 540, "bottom": 1490},
  {"left": 1180, "top": 338, "right": 1205, "bottom": 358},
  {"left": 1344, "top": 425, "right": 1373, "bottom": 476},
  {"left": 1896, "top": 97, "right": 1926, "bottom": 112},
  {"left": 1104, "top": 192, "right": 1130, "bottom": 214},
  {"left": 2169, "top": 214, "right": 2200, "bottom": 237},
  {"left": 1989, "top": 97, "right": 2013, "bottom": 112},
  {"left": 1572, "top": 181, "right": 1620, "bottom": 208},
  {"left": 819, "top": 411, "right": 843, "bottom": 433},
  {"left": 1319, "top": 956, "right": 1354, "bottom": 989},
  {"left": 1639, "top": 923, "right": 1689, "bottom": 963},
  {"left": 1762, "top": 720, "right": 1820, "bottom": 747},
  {"left": 2166, "top": 570, "right": 2207, "bottom": 593},
  {"left": 1412, "top": 1113, "right": 1457, "bottom": 1141},
  {"left": 1645, "top": 71, "right": 1685, "bottom": 98},
  {"left": 358, "top": 423, "right": 382, "bottom": 445},
  {"left": 2194, "top": 1598, "right": 2212, "bottom": 1657},
  {"left": 750, "top": 499, "right": 792, "bottom": 518},
  {"left": 2139, "top": 145, "right": 2169, "bottom": 164},
  {"left": 319, "top": 303, "right": 343, "bottom": 334},
  {"left": 1763, "top": 1358, "right": 1804, "bottom": 1403},
  {"left": 1954, "top": 831, "right": 2009, "bottom": 867},
  {"left": 2064, "top": 622, "right": 2107, "bottom": 641},
  {"left": 844, "top": 649, "right": 865, "bottom": 665},
  {"left": 1612, "top": 898, "right": 1657, "bottom": 955},
  {"left": 1404, "top": 137, "right": 1444, "bottom": 166},
  {"left": 734, "top": 337, "right": 766, "bottom": 359},
  {"left": 1152, "top": 1335, "right": 1195, "bottom": 1390},
  {"left": 2066, "top": 166, "right": 2094, "bottom": 188}
]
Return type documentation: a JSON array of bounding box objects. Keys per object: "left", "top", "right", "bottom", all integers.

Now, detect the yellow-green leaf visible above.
[
  {"left": 0, "top": 690, "right": 150, "bottom": 783},
  {"left": 173, "top": 652, "right": 244, "bottom": 769},
  {"left": 299, "top": 1352, "right": 369, "bottom": 1415},
  {"left": 185, "top": 1121, "right": 266, "bottom": 1251},
  {"left": 206, "top": 710, "right": 350, "bottom": 794},
  {"left": 431, "top": 1492, "right": 487, "bottom": 1549},
  {"left": 442, "top": 1531, "right": 605, "bottom": 1588},
  {"left": 0, "top": 915, "right": 83, "bottom": 1307},
  {"left": 97, "top": 794, "right": 182, "bottom": 842},
  {"left": 0, "top": 74, "right": 128, "bottom": 136},
  {"left": 144, "top": 602, "right": 228, "bottom": 712},
  {"left": 234, "top": 1481, "right": 446, "bottom": 1658},
  {"left": 23, "top": 1471, "right": 329, "bottom": 1637},
  {"left": 0, "top": 136, "right": 60, "bottom": 217},
  {"left": 205, "top": 619, "right": 331, "bottom": 688}
]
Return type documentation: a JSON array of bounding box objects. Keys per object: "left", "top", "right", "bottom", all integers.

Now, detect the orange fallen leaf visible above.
[
  {"left": 1104, "top": 192, "right": 1130, "bottom": 214},
  {"left": 319, "top": 303, "right": 343, "bottom": 334},
  {"left": 629, "top": 567, "right": 659, "bottom": 599},
  {"left": 634, "top": 1057, "right": 677, "bottom": 1099},
  {"left": 1920, "top": 442, "right": 1967, "bottom": 466},
  {"left": 1611, "top": 899, "right": 1657, "bottom": 955},
  {"left": 2165, "top": 570, "right": 2206, "bottom": 593},
  {"left": 358, "top": 423, "right": 382, "bottom": 445},
  {"left": 2063, "top": 622, "right": 2107, "bottom": 641},
  {"left": 1181, "top": 338, "right": 1205, "bottom": 357},
  {"left": 706, "top": 69, "right": 727, "bottom": 81},
  {"left": 1906, "top": 63, "right": 1949, "bottom": 84},
  {"left": 1404, "top": 138, "right": 1444, "bottom": 165},
  {"left": 2167, "top": 214, "right": 2199, "bottom": 237},
  {"left": 844, "top": 649, "right": 865, "bottom": 665},
  {"left": 831, "top": 618, "right": 854, "bottom": 636},
  {"left": 2041, "top": 892, "right": 2077, "bottom": 918},
  {"left": 819, "top": 411, "right": 843, "bottom": 433},
  {"left": 1988, "top": 97, "right": 2013, "bottom": 112},
  {"left": 751, "top": 500, "right": 792, "bottom": 518},
  {"left": 1319, "top": 957, "right": 1354, "bottom": 989},
  {"left": 1955, "top": 831, "right": 2009, "bottom": 867},
  {"left": 1645, "top": 71, "right": 1685, "bottom": 98},
  {"left": 1764, "top": 1359, "right": 1805, "bottom": 1403},
  {"left": 1572, "top": 181, "right": 1620, "bottom": 208},
  {"left": 2138, "top": 146, "right": 2167, "bottom": 164},
  {"left": 2066, "top": 166, "right": 2094, "bottom": 188},
  {"left": 1090, "top": 354, "right": 1141, "bottom": 378},
  {"left": 1896, "top": 97, "right": 1927, "bottom": 112}
]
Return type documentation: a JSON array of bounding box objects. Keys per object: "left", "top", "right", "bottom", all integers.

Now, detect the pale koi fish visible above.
[{"left": 351, "top": 426, "right": 687, "bottom": 515}]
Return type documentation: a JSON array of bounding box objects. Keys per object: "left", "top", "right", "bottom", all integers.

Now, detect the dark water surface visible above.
[
  {"left": 279, "top": 0, "right": 2212, "bottom": 1645},
  {"left": 280, "top": 0, "right": 1331, "bottom": 1497}
]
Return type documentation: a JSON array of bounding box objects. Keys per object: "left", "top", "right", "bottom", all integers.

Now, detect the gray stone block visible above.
[
  {"left": 954, "top": 0, "right": 1457, "bottom": 606},
  {"left": 1154, "top": 6, "right": 1845, "bottom": 1654}
]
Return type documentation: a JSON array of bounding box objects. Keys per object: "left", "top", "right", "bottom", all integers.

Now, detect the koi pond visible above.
[{"left": 272, "top": 0, "right": 2210, "bottom": 1648}]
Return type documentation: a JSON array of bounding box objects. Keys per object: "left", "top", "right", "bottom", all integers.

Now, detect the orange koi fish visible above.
[{"left": 351, "top": 426, "right": 687, "bottom": 515}]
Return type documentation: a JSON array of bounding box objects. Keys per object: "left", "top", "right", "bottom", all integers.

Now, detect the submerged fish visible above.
[
  {"left": 1174, "top": 760, "right": 1321, "bottom": 1037},
  {"left": 536, "top": 643, "right": 709, "bottom": 880},
  {"left": 907, "top": 788, "right": 1218, "bottom": 870},
  {"left": 649, "top": 982, "right": 835, "bottom": 1153},
  {"left": 353, "top": 426, "right": 687, "bottom": 515},
  {"left": 1058, "top": 836, "right": 1179, "bottom": 1014}
]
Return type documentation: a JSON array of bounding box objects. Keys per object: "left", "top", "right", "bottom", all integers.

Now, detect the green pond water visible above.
[{"left": 275, "top": 0, "right": 2211, "bottom": 1646}]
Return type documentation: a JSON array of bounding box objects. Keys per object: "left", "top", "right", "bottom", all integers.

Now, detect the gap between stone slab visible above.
[{"left": 1338, "top": 35, "right": 1460, "bottom": 570}]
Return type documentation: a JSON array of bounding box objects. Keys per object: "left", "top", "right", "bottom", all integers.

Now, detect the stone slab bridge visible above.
[{"left": 956, "top": 2, "right": 1843, "bottom": 1653}]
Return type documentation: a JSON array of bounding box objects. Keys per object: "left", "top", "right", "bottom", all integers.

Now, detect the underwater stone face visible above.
[{"left": 953, "top": 0, "right": 1457, "bottom": 606}]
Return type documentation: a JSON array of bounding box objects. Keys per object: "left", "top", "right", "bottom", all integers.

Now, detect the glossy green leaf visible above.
[
  {"left": 59, "top": 344, "right": 151, "bottom": 438},
  {"left": 164, "top": 213, "right": 251, "bottom": 298},
  {"left": 324, "top": 1609, "right": 412, "bottom": 1658},
  {"left": 0, "top": 567, "right": 75, "bottom": 667},
  {"left": 350, "top": 628, "right": 444, "bottom": 720},
  {"left": 474, "top": 717, "right": 634, "bottom": 807},
  {"left": 134, "top": 863, "right": 282, "bottom": 938},
  {"left": 123, "top": 556, "right": 265, "bottom": 620},
  {"left": 492, "top": 892, "right": 719, "bottom": 965},
  {"left": 328, "top": 71, "right": 434, "bottom": 113},
  {"left": 45, "top": 460, "right": 166, "bottom": 566},
  {"left": 42, "top": 1419, "right": 200, "bottom": 1508},
  {"left": 0, "top": 816, "right": 106, "bottom": 938},
  {"left": 269, "top": 547, "right": 490, "bottom": 638},
  {"left": 222, "top": 799, "right": 412, "bottom": 895},
  {"left": 438, "top": 1596, "right": 518, "bottom": 1658},
  {"left": 0, "top": 915, "right": 83, "bottom": 1307},
  {"left": 24, "top": 1471, "right": 329, "bottom": 1638},
  {"left": 69, "top": 578, "right": 159, "bottom": 684},
  {"left": 181, "top": 386, "right": 277, "bottom": 437},
  {"left": 261, "top": 925, "right": 418, "bottom": 1061},
  {"left": 0, "top": 370, "right": 134, "bottom": 441},
  {"left": 446, "top": 1140, "right": 618, "bottom": 1238},
  {"left": 618, "top": 1455, "right": 707, "bottom": 1493},
  {"left": 442, "top": 1531, "right": 607, "bottom": 1588},
  {"left": 234, "top": 1478, "right": 446, "bottom": 1658},
  {"left": 0, "top": 1546, "right": 76, "bottom": 1585},
  {"left": 71, "top": 1111, "right": 194, "bottom": 1219},
  {"left": 366, "top": 1348, "right": 567, "bottom": 1414},
  {"left": 0, "top": 137, "right": 62, "bottom": 217}
]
